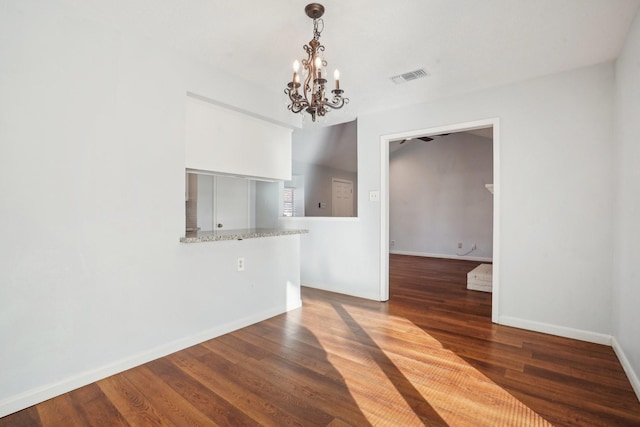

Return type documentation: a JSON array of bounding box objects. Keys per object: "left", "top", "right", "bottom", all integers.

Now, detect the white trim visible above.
[
  {"left": 0, "top": 302, "right": 300, "bottom": 419},
  {"left": 612, "top": 337, "right": 640, "bottom": 401},
  {"left": 331, "top": 177, "right": 354, "bottom": 217},
  {"left": 390, "top": 250, "right": 493, "bottom": 263},
  {"left": 380, "top": 118, "right": 501, "bottom": 316},
  {"left": 380, "top": 134, "right": 390, "bottom": 301},
  {"left": 491, "top": 120, "right": 501, "bottom": 323},
  {"left": 246, "top": 179, "right": 252, "bottom": 228},
  {"left": 302, "top": 283, "right": 379, "bottom": 301},
  {"left": 499, "top": 315, "right": 613, "bottom": 345},
  {"left": 185, "top": 168, "right": 279, "bottom": 183}
]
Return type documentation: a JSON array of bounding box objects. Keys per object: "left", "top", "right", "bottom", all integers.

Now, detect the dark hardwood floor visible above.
[{"left": 2, "top": 255, "right": 640, "bottom": 426}]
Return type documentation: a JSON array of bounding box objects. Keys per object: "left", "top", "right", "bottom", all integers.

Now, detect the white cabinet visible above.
[{"left": 185, "top": 96, "right": 292, "bottom": 181}]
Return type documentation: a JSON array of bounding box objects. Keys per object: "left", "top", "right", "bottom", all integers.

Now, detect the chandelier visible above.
[{"left": 285, "top": 3, "right": 348, "bottom": 122}]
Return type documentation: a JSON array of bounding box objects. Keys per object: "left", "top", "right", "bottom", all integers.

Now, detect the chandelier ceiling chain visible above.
[{"left": 285, "top": 3, "right": 348, "bottom": 122}]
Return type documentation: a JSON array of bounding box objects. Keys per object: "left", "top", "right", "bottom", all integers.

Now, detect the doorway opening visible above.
[{"left": 379, "top": 119, "right": 500, "bottom": 323}]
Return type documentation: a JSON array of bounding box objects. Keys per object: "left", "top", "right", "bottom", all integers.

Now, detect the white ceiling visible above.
[{"left": 56, "top": 0, "right": 639, "bottom": 124}]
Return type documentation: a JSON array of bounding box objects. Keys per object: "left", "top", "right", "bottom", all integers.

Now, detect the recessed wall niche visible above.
[{"left": 287, "top": 119, "right": 358, "bottom": 217}]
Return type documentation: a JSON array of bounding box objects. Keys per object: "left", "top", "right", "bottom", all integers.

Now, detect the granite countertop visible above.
[{"left": 180, "top": 228, "right": 308, "bottom": 243}]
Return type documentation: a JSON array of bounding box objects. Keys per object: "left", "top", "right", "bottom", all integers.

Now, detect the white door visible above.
[
  {"left": 196, "top": 174, "right": 215, "bottom": 231},
  {"left": 332, "top": 178, "right": 353, "bottom": 217},
  {"left": 215, "top": 176, "right": 250, "bottom": 230}
]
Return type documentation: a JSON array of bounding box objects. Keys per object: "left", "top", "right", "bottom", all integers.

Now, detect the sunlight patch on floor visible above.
[
  {"left": 308, "top": 299, "right": 552, "bottom": 426},
  {"left": 324, "top": 351, "right": 427, "bottom": 426}
]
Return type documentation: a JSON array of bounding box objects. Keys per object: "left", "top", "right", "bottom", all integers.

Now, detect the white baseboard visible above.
[
  {"left": 301, "top": 282, "right": 381, "bottom": 301},
  {"left": 498, "top": 315, "right": 612, "bottom": 345},
  {"left": 390, "top": 250, "right": 493, "bottom": 263},
  {"left": 0, "top": 302, "right": 300, "bottom": 419},
  {"left": 612, "top": 337, "right": 640, "bottom": 401}
]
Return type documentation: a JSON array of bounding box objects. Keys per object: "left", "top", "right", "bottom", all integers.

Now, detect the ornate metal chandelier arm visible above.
[
  {"left": 285, "top": 91, "right": 306, "bottom": 113},
  {"left": 324, "top": 93, "right": 349, "bottom": 110},
  {"left": 302, "top": 63, "right": 314, "bottom": 104}
]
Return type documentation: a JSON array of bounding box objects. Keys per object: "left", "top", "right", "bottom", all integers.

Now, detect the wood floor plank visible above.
[
  {"left": 170, "top": 349, "right": 312, "bottom": 425},
  {"left": 256, "top": 354, "right": 374, "bottom": 426},
  {"left": 0, "top": 405, "right": 41, "bottom": 427},
  {"left": 121, "top": 365, "right": 218, "bottom": 427},
  {"left": 144, "top": 357, "right": 262, "bottom": 427},
  {"left": 212, "top": 362, "right": 333, "bottom": 426},
  {"left": 67, "top": 383, "right": 129, "bottom": 427},
  {"left": 36, "top": 394, "right": 95, "bottom": 427},
  {"left": 97, "top": 373, "right": 175, "bottom": 426},
  {"left": 233, "top": 326, "right": 337, "bottom": 377},
  {"left": 2, "top": 254, "right": 639, "bottom": 426},
  {"left": 501, "top": 372, "right": 640, "bottom": 427}
]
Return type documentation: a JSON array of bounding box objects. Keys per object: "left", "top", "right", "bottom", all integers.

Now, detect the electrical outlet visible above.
[
  {"left": 237, "top": 257, "right": 245, "bottom": 272},
  {"left": 391, "top": 240, "right": 396, "bottom": 246},
  {"left": 458, "top": 242, "right": 462, "bottom": 249},
  {"left": 472, "top": 244, "right": 477, "bottom": 250}
]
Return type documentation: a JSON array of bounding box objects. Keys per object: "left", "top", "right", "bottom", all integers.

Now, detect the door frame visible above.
[
  {"left": 379, "top": 118, "right": 501, "bottom": 323},
  {"left": 331, "top": 177, "right": 354, "bottom": 217}
]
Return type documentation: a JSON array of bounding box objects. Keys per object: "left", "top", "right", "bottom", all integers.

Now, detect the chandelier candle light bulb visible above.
[
  {"left": 293, "top": 60, "right": 300, "bottom": 80},
  {"left": 284, "top": 3, "right": 349, "bottom": 122}
]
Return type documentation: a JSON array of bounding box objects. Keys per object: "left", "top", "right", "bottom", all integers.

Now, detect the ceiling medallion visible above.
[{"left": 285, "top": 3, "right": 348, "bottom": 122}]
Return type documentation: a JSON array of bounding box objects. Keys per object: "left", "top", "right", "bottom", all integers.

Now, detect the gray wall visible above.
[
  {"left": 613, "top": 10, "right": 640, "bottom": 388},
  {"left": 293, "top": 161, "right": 358, "bottom": 217},
  {"left": 255, "top": 181, "right": 281, "bottom": 228},
  {"left": 291, "top": 120, "right": 358, "bottom": 217},
  {"left": 389, "top": 132, "right": 493, "bottom": 260}
]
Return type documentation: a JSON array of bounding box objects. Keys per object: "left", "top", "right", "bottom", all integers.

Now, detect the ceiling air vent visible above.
[{"left": 391, "top": 68, "right": 429, "bottom": 85}]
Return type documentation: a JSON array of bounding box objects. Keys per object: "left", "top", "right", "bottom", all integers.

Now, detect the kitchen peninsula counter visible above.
[{"left": 180, "top": 228, "right": 308, "bottom": 243}]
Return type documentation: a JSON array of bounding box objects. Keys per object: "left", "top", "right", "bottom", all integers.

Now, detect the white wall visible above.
[
  {"left": 283, "top": 62, "right": 616, "bottom": 341},
  {"left": 389, "top": 133, "right": 493, "bottom": 260},
  {"left": 612, "top": 9, "right": 640, "bottom": 395},
  {"left": 0, "top": 2, "right": 300, "bottom": 416}
]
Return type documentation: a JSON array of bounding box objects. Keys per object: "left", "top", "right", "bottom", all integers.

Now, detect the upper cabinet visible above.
[{"left": 185, "top": 96, "right": 292, "bottom": 181}]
